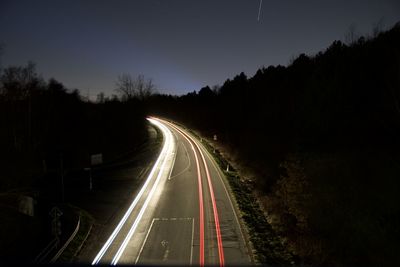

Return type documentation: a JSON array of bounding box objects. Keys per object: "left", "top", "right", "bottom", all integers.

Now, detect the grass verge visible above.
[{"left": 185, "top": 128, "right": 296, "bottom": 265}]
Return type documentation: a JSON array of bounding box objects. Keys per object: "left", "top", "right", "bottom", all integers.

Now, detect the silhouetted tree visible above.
[
  {"left": 345, "top": 23, "right": 359, "bottom": 45},
  {"left": 96, "top": 92, "right": 106, "bottom": 103},
  {"left": 0, "top": 43, "right": 4, "bottom": 72},
  {"left": 115, "top": 73, "right": 135, "bottom": 100},
  {"left": 136, "top": 74, "right": 156, "bottom": 100},
  {"left": 115, "top": 73, "right": 155, "bottom": 101},
  {"left": 1, "top": 61, "right": 40, "bottom": 101},
  {"left": 144, "top": 22, "right": 400, "bottom": 266},
  {"left": 372, "top": 18, "right": 385, "bottom": 38}
]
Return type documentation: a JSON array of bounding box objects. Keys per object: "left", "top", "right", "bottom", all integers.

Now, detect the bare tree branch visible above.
[
  {"left": 115, "top": 73, "right": 135, "bottom": 100},
  {"left": 345, "top": 23, "right": 359, "bottom": 45},
  {"left": 115, "top": 73, "right": 155, "bottom": 100}
]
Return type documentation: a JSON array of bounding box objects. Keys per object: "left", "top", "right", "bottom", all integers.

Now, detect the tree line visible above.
[
  {"left": 1, "top": 21, "right": 399, "bottom": 266},
  {"left": 145, "top": 23, "right": 400, "bottom": 266},
  {"left": 0, "top": 63, "right": 148, "bottom": 191}
]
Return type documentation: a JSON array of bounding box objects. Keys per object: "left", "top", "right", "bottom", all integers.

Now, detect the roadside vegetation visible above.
[
  {"left": 147, "top": 23, "right": 400, "bottom": 266},
  {"left": 1, "top": 20, "right": 399, "bottom": 266},
  {"left": 0, "top": 57, "right": 155, "bottom": 261},
  {"left": 186, "top": 128, "right": 295, "bottom": 264}
]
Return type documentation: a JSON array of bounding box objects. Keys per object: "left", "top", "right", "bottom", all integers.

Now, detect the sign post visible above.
[
  {"left": 87, "top": 153, "right": 102, "bottom": 192},
  {"left": 84, "top": 167, "right": 92, "bottom": 191}
]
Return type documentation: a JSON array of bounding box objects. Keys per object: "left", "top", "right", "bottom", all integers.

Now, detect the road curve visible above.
[{"left": 91, "top": 117, "right": 251, "bottom": 266}]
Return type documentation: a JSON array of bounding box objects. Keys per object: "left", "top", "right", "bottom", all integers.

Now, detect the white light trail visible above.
[
  {"left": 111, "top": 119, "right": 174, "bottom": 265},
  {"left": 92, "top": 118, "right": 174, "bottom": 265}
]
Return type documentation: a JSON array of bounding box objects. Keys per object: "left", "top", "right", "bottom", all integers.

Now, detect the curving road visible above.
[{"left": 91, "top": 117, "right": 251, "bottom": 266}]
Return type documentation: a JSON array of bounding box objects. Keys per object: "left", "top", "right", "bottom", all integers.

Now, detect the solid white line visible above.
[
  {"left": 194, "top": 135, "right": 251, "bottom": 263},
  {"left": 170, "top": 141, "right": 191, "bottom": 180},
  {"left": 91, "top": 118, "right": 170, "bottom": 265},
  {"left": 135, "top": 218, "right": 156, "bottom": 265},
  {"left": 167, "top": 134, "right": 178, "bottom": 180},
  {"left": 190, "top": 217, "right": 194, "bottom": 266},
  {"left": 162, "top": 120, "right": 219, "bottom": 266},
  {"left": 111, "top": 121, "right": 174, "bottom": 265}
]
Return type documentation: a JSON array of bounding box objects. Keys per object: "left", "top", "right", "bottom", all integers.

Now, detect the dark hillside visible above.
[{"left": 147, "top": 23, "right": 400, "bottom": 266}]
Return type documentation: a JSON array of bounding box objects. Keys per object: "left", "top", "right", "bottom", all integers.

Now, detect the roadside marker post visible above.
[
  {"left": 84, "top": 167, "right": 93, "bottom": 191},
  {"left": 87, "top": 153, "right": 102, "bottom": 192}
]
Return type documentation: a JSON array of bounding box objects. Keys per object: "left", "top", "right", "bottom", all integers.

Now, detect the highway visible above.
[{"left": 91, "top": 117, "right": 251, "bottom": 266}]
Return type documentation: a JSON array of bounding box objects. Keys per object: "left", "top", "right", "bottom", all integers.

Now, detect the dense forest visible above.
[
  {"left": 1, "top": 22, "right": 399, "bottom": 266},
  {"left": 0, "top": 60, "right": 152, "bottom": 261},
  {"left": 147, "top": 23, "right": 400, "bottom": 266},
  {"left": 0, "top": 64, "right": 147, "bottom": 192}
]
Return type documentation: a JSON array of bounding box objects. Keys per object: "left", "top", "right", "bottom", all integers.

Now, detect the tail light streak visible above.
[
  {"left": 161, "top": 121, "right": 205, "bottom": 266},
  {"left": 161, "top": 119, "right": 225, "bottom": 267},
  {"left": 92, "top": 117, "right": 224, "bottom": 266}
]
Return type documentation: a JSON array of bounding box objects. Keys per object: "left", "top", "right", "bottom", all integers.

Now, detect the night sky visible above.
[{"left": 1, "top": 0, "right": 399, "bottom": 97}]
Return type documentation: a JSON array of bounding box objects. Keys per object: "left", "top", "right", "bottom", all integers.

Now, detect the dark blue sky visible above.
[{"left": 1, "top": 0, "right": 399, "bottom": 97}]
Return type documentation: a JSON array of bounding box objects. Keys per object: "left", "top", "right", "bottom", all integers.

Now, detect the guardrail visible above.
[
  {"left": 51, "top": 215, "right": 80, "bottom": 262},
  {"left": 35, "top": 214, "right": 81, "bottom": 263},
  {"left": 34, "top": 238, "right": 58, "bottom": 263}
]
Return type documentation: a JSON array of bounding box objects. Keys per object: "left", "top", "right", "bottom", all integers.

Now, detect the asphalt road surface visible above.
[{"left": 91, "top": 117, "right": 251, "bottom": 266}]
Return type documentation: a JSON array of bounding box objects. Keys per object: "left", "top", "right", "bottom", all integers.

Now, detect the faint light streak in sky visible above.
[{"left": 257, "top": 0, "right": 263, "bottom": 21}]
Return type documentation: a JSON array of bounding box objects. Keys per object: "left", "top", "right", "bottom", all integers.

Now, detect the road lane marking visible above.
[
  {"left": 190, "top": 217, "right": 194, "bottom": 265},
  {"left": 135, "top": 218, "right": 156, "bottom": 264},
  {"left": 153, "top": 217, "right": 192, "bottom": 221},
  {"left": 161, "top": 240, "right": 170, "bottom": 261},
  {"left": 135, "top": 217, "right": 194, "bottom": 264},
  {"left": 162, "top": 120, "right": 225, "bottom": 267},
  {"left": 187, "top": 126, "right": 252, "bottom": 263},
  {"left": 91, "top": 118, "right": 173, "bottom": 265},
  {"left": 192, "top": 133, "right": 205, "bottom": 267},
  {"left": 197, "top": 145, "right": 225, "bottom": 267},
  {"left": 169, "top": 141, "right": 191, "bottom": 180},
  {"left": 161, "top": 120, "right": 223, "bottom": 266},
  {"left": 157, "top": 119, "right": 205, "bottom": 267},
  {"left": 111, "top": 119, "right": 174, "bottom": 265},
  {"left": 202, "top": 142, "right": 252, "bottom": 263},
  {"left": 167, "top": 134, "right": 178, "bottom": 181}
]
